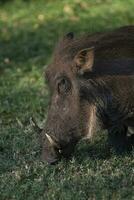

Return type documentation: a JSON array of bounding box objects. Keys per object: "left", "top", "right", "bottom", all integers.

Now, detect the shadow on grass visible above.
[
  {"left": 74, "top": 140, "right": 111, "bottom": 163},
  {"left": 72, "top": 134, "right": 133, "bottom": 165}
]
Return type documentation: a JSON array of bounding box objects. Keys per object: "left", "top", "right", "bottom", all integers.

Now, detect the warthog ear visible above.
[{"left": 74, "top": 47, "right": 94, "bottom": 74}]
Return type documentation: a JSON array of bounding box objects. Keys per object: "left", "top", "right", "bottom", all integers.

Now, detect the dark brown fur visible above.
[{"left": 41, "top": 26, "right": 134, "bottom": 164}]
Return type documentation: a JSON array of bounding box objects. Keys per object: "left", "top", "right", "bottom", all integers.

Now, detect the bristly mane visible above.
[{"left": 54, "top": 26, "right": 134, "bottom": 60}]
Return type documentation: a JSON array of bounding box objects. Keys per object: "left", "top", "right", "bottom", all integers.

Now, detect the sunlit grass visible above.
[{"left": 0, "top": 0, "right": 134, "bottom": 199}]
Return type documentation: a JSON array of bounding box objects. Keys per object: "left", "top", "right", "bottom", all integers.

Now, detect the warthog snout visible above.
[
  {"left": 41, "top": 133, "right": 78, "bottom": 164},
  {"left": 41, "top": 134, "right": 60, "bottom": 164}
]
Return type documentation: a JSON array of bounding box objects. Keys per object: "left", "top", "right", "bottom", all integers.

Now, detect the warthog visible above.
[{"left": 40, "top": 26, "right": 134, "bottom": 164}]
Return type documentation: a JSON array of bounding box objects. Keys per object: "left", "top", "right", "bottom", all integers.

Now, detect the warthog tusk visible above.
[
  {"left": 45, "top": 133, "right": 59, "bottom": 148},
  {"left": 45, "top": 133, "right": 54, "bottom": 145}
]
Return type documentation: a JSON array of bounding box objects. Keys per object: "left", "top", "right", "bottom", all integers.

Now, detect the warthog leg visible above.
[{"left": 108, "top": 125, "right": 133, "bottom": 153}]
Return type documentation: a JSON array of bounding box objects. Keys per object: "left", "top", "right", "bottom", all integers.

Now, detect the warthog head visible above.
[{"left": 41, "top": 33, "right": 95, "bottom": 164}]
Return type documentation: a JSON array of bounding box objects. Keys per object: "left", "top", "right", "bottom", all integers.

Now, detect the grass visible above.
[{"left": 0, "top": 0, "right": 134, "bottom": 199}]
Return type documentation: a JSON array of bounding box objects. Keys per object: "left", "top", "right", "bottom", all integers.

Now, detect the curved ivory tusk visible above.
[
  {"left": 45, "top": 133, "right": 59, "bottom": 148},
  {"left": 45, "top": 133, "right": 54, "bottom": 145}
]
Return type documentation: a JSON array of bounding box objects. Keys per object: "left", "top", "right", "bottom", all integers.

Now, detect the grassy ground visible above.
[{"left": 0, "top": 0, "right": 134, "bottom": 199}]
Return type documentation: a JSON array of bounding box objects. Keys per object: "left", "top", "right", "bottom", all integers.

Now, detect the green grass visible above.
[{"left": 0, "top": 0, "right": 134, "bottom": 199}]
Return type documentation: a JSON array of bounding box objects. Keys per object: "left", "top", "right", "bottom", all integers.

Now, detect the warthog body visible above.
[{"left": 41, "top": 26, "right": 134, "bottom": 164}]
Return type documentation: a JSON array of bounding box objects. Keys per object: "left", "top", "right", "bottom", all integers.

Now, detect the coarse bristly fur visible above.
[{"left": 41, "top": 25, "right": 134, "bottom": 164}]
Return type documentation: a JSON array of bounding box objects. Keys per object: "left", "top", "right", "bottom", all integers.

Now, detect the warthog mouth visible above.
[
  {"left": 45, "top": 133, "right": 78, "bottom": 164},
  {"left": 30, "top": 118, "right": 79, "bottom": 164}
]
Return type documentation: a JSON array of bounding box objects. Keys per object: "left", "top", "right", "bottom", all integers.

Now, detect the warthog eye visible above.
[{"left": 58, "top": 77, "right": 71, "bottom": 94}]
